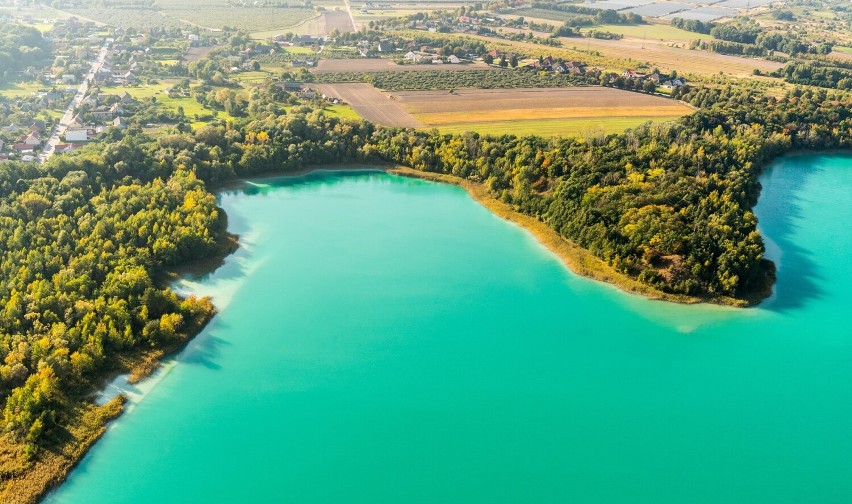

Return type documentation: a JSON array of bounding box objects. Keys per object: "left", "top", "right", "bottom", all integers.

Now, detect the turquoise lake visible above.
[{"left": 45, "top": 154, "right": 851, "bottom": 503}]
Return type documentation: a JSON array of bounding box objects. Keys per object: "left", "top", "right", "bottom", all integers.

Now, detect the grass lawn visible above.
[
  {"left": 431, "top": 116, "right": 686, "bottom": 137},
  {"left": 0, "top": 81, "right": 49, "bottom": 99},
  {"left": 323, "top": 104, "right": 360, "bottom": 120},
  {"left": 231, "top": 71, "right": 273, "bottom": 84},
  {"left": 99, "top": 82, "right": 235, "bottom": 122},
  {"left": 584, "top": 23, "right": 713, "bottom": 42},
  {"left": 280, "top": 46, "right": 317, "bottom": 55},
  {"left": 40, "top": 108, "right": 65, "bottom": 120}
]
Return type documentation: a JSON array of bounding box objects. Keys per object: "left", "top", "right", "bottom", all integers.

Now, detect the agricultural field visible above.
[
  {"left": 62, "top": 0, "right": 317, "bottom": 31},
  {"left": 500, "top": 8, "right": 588, "bottom": 24},
  {"left": 393, "top": 87, "right": 694, "bottom": 136},
  {"left": 558, "top": 33, "right": 783, "bottom": 77},
  {"left": 583, "top": 22, "right": 714, "bottom": 41},
  {"left": 392, "top": 29, "right": 779, "bottom": 79},
  {"left": 322, "top": 103, "right": 361, "bottom": 120},
  {"left": 313, "top": 58, "right": 493, "bottom": 73},
  {"left": 311, "top": 83, "right": 423, "bottom": 127},
  {"left": 311, "top": 83, "right": 695, "bottom": 137},
  {"left": 250, "top": 9, "right": 352, "bottom": 38}
]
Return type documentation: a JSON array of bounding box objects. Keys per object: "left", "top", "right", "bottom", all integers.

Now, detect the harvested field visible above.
[
  {"left": 561, "top": 34, "right": 783, "bottom": 76},
  {"left": 320, "top": 10, "right": 356, "bottom": 33},
  {"left": 183, "top": 46, "right": 219, "bottom": 63},
  {"left": 395, "top": 87, "right": 694, "bottom": 137},
  {"left": 313, "top": 58, "right": 493, "bottom": 73},
  {"left": 312, "top": 83, "right": 423, "bottom": 127}
]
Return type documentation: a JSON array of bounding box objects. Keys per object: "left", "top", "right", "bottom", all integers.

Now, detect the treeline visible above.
[
  {"left": 2, "top": 80, "right": 850, "bottom": 458},
  {"left": 670, "top": 17, "right": 714, "bottom": 35},
  {"left": 528, "top": 2, "right": 643, "bottom": 24},
  {"left": 778, "top": 60, "right": 852, "bottom": 90},
  {"left": 313, "top": 69, "right": 594, "bottom": 90},
  {"left": 0, "top": 24, "right": 49, "bottom": 83},
  {"left": 694, "top": 19, "right": 832, "bottom": 58}
]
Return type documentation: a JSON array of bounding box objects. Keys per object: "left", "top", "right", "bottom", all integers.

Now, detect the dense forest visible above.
[
  {"left": 0, "top": 156, "right": 222, "bottom": 456},
  {"left": 0, "top": 24, "right": 48, "bottom": 83},
  {"left": 0, "top": 75, "right": 850, "bottom": 460}
]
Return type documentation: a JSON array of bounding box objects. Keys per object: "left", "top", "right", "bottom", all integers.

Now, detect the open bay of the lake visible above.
[{"left": 46, "top": 154, "right": 852, "bottom": 503}]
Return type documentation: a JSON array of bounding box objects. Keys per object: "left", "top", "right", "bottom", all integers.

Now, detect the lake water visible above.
[{"left": 45, "top": 154, "right": 852, "bottom": 503}]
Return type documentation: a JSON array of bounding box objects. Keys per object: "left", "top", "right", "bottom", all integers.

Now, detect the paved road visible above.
[{"left": 39, "top": 42, "right": 110, "bottom": 163}]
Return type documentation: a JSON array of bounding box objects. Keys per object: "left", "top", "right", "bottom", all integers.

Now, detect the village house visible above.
[
  {"left": 65, "top": 127, "right": 90, "bottom": 142},
  {"left": 621, "top": 69, "right": 645, "bottom": 79},
  {"left": 21, "top": 132, "right": 41, "bottom": 146},
  {"left": 404, "top": 51, "right": 431, "bottom": 64},
  {"left": 661, "top": 78, "right": 686, "bottom": 90},
  {"left": 54, "top": 143, "right": 80, "bottom": 153},
  {"left": 91, "top": 106, "right": 114, "bottom": 121},
  {"left": 69, "top": 113, "right": 85, "bottom": 129},
  {"left": 12, "top": 144, "right": 35, "bottom": 154}
]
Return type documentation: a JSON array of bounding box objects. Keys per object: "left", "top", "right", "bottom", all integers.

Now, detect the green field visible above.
[
  {"left": 99, "top": 82, "right": 235, "bottom": 124},
  {"left": 431, "top": 116, "right": 687, "bottom": 137},
  {"left": 231, "top": 71, "right": 274, "bottom": 84},
  {"left": 323, "top": 104, "right": 360, "bottom": 120},
  {"left": 584, "top": 23, "right": 714, "bottom": 42},
  {"left": 835, "top": 46, "right": 852, "bottom": 55},
  {"left": 0, "top": 81, "right": 50, "bottom": 99}
]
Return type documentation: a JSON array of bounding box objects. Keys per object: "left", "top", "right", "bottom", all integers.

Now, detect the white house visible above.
[{"left": 65, "top": 128, "right": 89, "bottom": 142}]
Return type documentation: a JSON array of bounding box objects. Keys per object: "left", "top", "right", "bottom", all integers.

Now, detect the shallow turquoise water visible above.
[{"left": 46, "top": 154, "right": 852, "bottom": 503}]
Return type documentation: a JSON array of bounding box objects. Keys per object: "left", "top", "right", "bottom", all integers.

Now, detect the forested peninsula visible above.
[{"left": 0, "top": 80, "right": 850, "bottom": 501}]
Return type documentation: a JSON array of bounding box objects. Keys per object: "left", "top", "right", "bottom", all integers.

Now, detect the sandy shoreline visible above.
[{"left": 385, "top": 167, "right": 752, "bottom": 308}]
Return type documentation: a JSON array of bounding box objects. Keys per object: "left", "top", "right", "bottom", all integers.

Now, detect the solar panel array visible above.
[
  {"left": 626, "top": 2, "right": 692, "bottom": 16},
  {"left": 663, "top": 6, "right": 737, "bottom": 21}
]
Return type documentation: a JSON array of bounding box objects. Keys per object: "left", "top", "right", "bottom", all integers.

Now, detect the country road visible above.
[{"left": 39, "top": 42, "right": 110, "bottom": 163}]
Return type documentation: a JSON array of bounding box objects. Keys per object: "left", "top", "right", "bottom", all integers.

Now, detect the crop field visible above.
[
  {"left": 584, "top": 22, "right": 713, "bottom": 41},
  {"left": 392, "top": 87, "right": 694, "bottom": 137},
  {"left": 64, "top": 0, "right": 316, "bottom": 31},
  {"left": 313, "top": 58, "right": 493, "bottom": 73},
  {"left": 509, "top": 8, "right": 593, "bottom": 23},
  {"left": 250, "top": 9, "right": 353, "bottom": 38},
  {"left": 311, "top": 83, "right": 423, "bottom": 127},
  {"left": 560, "top": 34, "right": 784, "bottom": 76},
  {"left": 183, "top": 46, "right": 219, "bottom": 63},
  {"left": 396, "top": 29, "right": 780, "bottom": 78}
]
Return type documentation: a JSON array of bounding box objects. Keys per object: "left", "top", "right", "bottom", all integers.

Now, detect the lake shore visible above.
[
  {"left": 217, "top": 163, "right": 767, "bottom": 307},
  {"left": 387, "top": 167, "right": 759, "bottom": 308},
  {"left": 7, "top": 161, "right": 766, "bottom": 503}
]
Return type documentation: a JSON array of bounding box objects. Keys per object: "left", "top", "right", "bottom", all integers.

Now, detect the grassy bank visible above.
[{"left": 389, "top": 167, "right": 756, "bottom": 308}]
